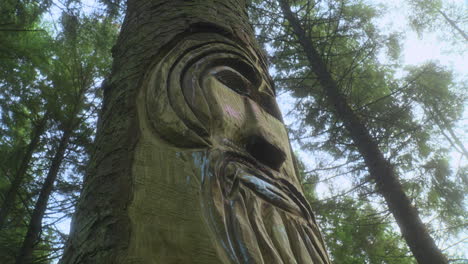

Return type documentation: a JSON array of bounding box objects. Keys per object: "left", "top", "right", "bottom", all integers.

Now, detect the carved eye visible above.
[
  {"left": 209, "top": 66, "right": 284, "bottom": 122},
  {"left": 212, "top": 66, "right": 253, "bottom": 97}
]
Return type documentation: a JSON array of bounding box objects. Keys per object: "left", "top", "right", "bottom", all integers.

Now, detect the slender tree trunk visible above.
[
  {"left": 437, "top": 9, "right": 468, "bottom": 41},
  {"left": 15, "top": 127, "right": 72, "bottom": 264},
  {"left": 0, "top": 114, "right": 48, "bottom": 230},
  {"left": 429, "top": 106, "right": 468, "bottom": 159},
  {"left": 442, "top": 124, "right": 468, "bottom": 158},
  {"left": 278, "top": 0, "right": 448, "bottom": 263}
]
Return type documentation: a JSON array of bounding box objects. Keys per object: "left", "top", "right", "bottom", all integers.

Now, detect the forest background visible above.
[{"left": 0, "top": 0, "right": 466, "bottom": 263}]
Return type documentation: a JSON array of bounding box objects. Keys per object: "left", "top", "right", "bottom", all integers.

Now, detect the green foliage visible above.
[
  {"left": 297, "top": 155, "right": 416, "bottom": 263},
  {"left": 407, "top": 0, "right": 467, "bottom": 44},
  {"left": 251, "top": 0, "right": 466, "bottom": 261},
  {"left": 317, "top": 198, "right": 416, "bottom": 264},
  {"left": 404, "top": 62, "right": 464, "bottom": 126},
  {"left": 407, "top": 0, "right": 442, "bottom": 35},
  {"left": 0, "top": 0, "right": 119, "bottom": 262}
]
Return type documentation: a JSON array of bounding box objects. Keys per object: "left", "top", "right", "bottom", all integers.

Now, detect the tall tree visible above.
[
  {"left": 61, "top": 0, "right": 330, "bottom": 263},
  {"left": 277, "top": 0, "right": 448, "bottom": 263},
  {"left": 0, "top": 114, "right": 48, "bottom": 230},
  {"left": 16, "top": 126, "right": 73, "bottom": 264},
  {"left": 407, "top": 0, "right": 468, "bottom": 42},
  {"left": 0, "top": 0, "right": 52, "bottom": 231},
  {"left": 250, "top": 0, "right": 466, "bottom": 260},
  {"left": 295, "top": 157, "right": 416, "bottom": 263},
  {"left": 14, "top": 11, "right": 119, "bottom": 263}
]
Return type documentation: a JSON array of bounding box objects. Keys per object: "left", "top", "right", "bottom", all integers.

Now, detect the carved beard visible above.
[
  {"left": 143, "top": 33, "right": 330, "bottom": 264},
  {"left": 202, "top": 150, "right": 329, "bottom": 264}
]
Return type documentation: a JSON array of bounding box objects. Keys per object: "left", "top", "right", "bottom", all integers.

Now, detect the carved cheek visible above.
[
  {"left": 223, "top": 105, "right": 242, "bottom": 120},
  {"left": 202, "top": 75, "right": 248, "bottom": 143}
]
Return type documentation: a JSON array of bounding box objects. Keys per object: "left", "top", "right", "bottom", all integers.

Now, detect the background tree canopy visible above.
[{"left": 0, "top": 0, "right": 466, "bottom": 263}]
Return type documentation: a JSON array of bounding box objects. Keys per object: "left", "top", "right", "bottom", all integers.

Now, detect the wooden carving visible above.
[{"left": 135, "top": 33, "right": 331, "bottom": 263}]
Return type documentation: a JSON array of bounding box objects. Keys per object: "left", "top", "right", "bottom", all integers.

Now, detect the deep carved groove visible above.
[{"left": 246, "top": 135, "right": 286, "bottom": 171}]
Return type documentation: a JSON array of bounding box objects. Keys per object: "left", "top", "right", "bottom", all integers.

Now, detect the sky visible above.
[{"left": 383, "top": 0, "right": 467, "bottom": 72}]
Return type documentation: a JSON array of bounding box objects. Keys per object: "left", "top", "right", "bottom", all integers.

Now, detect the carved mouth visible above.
[{"left": 216, "top": 151, "right": 314, "bottom": 222}]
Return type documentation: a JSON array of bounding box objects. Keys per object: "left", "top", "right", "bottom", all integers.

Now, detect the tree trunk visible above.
[
  {"left": 429, "top": 105, "right": 468, "bottom": 159},
  {"left": 0, "top": 114, "right": 48, "bottom": 230},
  {"left": 437, "top": 9, "right": 468, "bottom": 42},
  {"left": 15, "top": 127, "right": 72, "bottom": 264},
  {"left": 278, "top": 0, "right": 448, "bottom": 263},
  {"left": 60, "top": 0, "right": 330, "bottom": 263}
]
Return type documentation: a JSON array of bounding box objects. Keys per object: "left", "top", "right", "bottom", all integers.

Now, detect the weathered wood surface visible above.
[{"left": 61, "top": 1, "right": 331, "bottom": 263}]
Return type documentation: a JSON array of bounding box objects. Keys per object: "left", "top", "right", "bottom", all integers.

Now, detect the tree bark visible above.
[
  {"left": 15, "top": 127, "right": 72, "bottom": 264},
  {"left": 278, "top": 0, "right": 448, "bottom": 263},
  {"left": 61, "top": 0, "right": 330, "bottom": 263},
  {"left": 0, "top": 114, "right": 48, "bottom": 230}
]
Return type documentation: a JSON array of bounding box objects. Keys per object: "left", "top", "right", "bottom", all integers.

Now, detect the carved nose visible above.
[{"left": 245, "top": 135, "right": 286, "bottom": 171}]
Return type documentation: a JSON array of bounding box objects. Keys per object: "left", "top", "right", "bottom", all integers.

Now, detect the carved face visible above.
[{"left": 142, "top": 33, "right": 329, "bottom": 263}]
